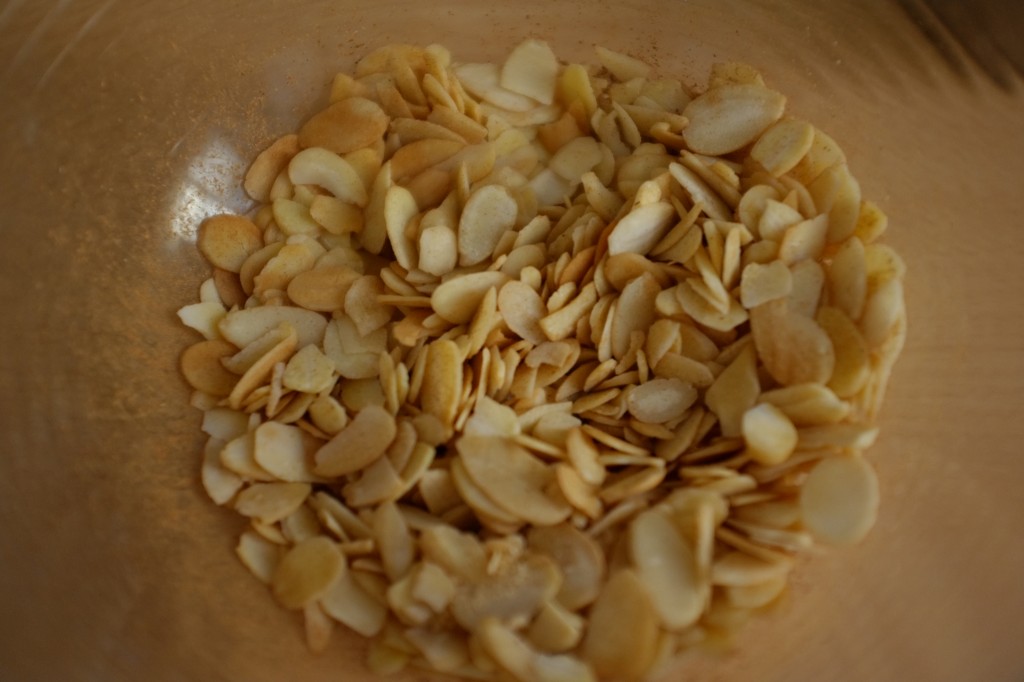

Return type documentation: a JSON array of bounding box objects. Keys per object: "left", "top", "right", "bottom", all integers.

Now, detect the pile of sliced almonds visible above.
[{"left": 179, "top": 39, "right": 906, "bottom": 682}]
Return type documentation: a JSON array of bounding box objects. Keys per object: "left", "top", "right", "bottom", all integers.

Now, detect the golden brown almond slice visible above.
[
  {"left": 289, "top": 147, "right": 369, "bottom": 207},
  {"left": 271, "top": 198, "right": 321, "bottom": 237},
  {"left": 282, "top": 344, "right": 334, "bottom": 394},
  {"left": 308, "top": 195, "right": 364, "bottom": 235},
  {"left": 554, "top": 464, "right": 602, "bottom": 520},
  {"left": 245, "top": 134, "right": 302, "bottom": 202},
  {"left": 581, "top": 569, "right": 658, "bottom": 681},
  {"left": 457, "top": 436, "right": 572, "bottom": 526},
  {"left": 286, "top": 265, "right": 360, "bottom": 313},
  {"left": 390, "top": 138, "right": 464, "bottom": 182},
  {"left": 314, "top": 404, "right": 397, "bottom": 478},
  {"left": 751, "top": 299, "right": 835, "bottom": 386},
  {"left": 298, "top": 97, "right": 389, "bottom": 155},
  {"left": 800, "top": 454, "right": 880, "bottom": 545},
  {"left": 197, "top": 214, "right": 264, "bottom": 273},
  {"left": 740, "top": 403, "right": 798, "bottom": 466},
  {"left": 180, "top": 339, "right": 238, "bottom": 395},
  {"left": 272, "top": 535, "right": 346, "bottom": 609},
  {"left": 344, "top": 275, "right": 392, "bottom": 336},
  {"left": 253, "top": 421, "right": 319, "bottom": 482},
  {"left": 418, "top": 223, "right": 459, "bottom": 277},
  {"left": 236, "top": 482, "right": 312, "bottom": 524},
  {"left": 239, "top": 242, "right": 285, "bottom": 295},
  {"left": 750, "top": 119, "right": 814, "bottom": 177},
  {"left": 431, "top": 271, "right": 511, "bottom": 324},
  {"left": 682, "top": 83, "right": 785, "bottom": 155},
  {"left": 422, "top": 339, "right": 463, "bottom": 429},
  {"left": 629, "top": 509, "right": 707, "bottom": 630},
  {"left": 459, "top": 184, "right": 518, "bottom": 267}
]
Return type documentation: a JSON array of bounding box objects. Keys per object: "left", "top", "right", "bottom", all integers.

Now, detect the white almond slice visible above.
[
  {"left": 361, "top": 161, "right": 393, "bottom": 254},
  {"left": 800, "top": 455, "right": 880, "bottom": 545},
  {"left": 629, "top": 509, "right": 706, "bottom": 630},
  {"left": 778, "top": 214, "right": 828, "bottom": 264},
  {"left": 740, "top": 260, "right": 792, "bottom": 308},
  {"left": 827, "top": 236, "right": 868, "bottom": 321},
  {"left": 710, "top": 551, "right": 791, "bottom": 587},
  {"left": 759, "top": 383, "right": 850, "bottom": 426},
  {"left": 682, "top": 84, "right": 786, "bottom": 155},
  {"left": 236, "top": 530, "right": 284, "bottom": 584},
  {"left": 431, "top": 271, "right": 511, "bottom": 324},
  {"left": 668, "top": 162, "right": 731, "bottom": 221},
  {"left": 303, "top": 602, "right": 334, "bottom": 654},
  {"left": 741, "top": 403, "right": 798, "bottom": 466},
  {"left": 314, "top": 404, "right": 396, "bottom": 478},
  {"left": 383, "top": 185, "right": 419, "bottom": 271},
  {"left": 627, "top": 378, "right": 697, "bottom": 424},
  {"left": 610, "top": 273, "right": 660, "bottom": 358},
  {"left": 177, "top": 301, "right": 227, "bottom": 340},
  {"left": 202, "top": 437, "right": 244, "bottom": 504},
  {"left": 405, "top": 628, "right": 468, "bottom": 674},
  {"left": 549, "top": 136, "right": 603, "bottom": 182},
  {"left": 272, "top": 536, "right": 346, "bottom": 609},
  {"left": 606, "top": 201, "right": 675, "bottom": 257},
  {"left": 345, "top": 275, "right": 392, "bottom": 336},
  {"left": 464, "top": 396, "right": 521, "bottom": 438},
  {"left": 451, "top": 553, "right": 562, "bottom": 631},
  {"left": 289, "top": 147, "right": 368, "bottom": 207},
  {"left": 529, "top": 167, "right": 573, "bottom": 206},
  {"left": 817, "top": 306, "right": 870, "bottom": 398},
  {"left": 581, "top": 569, "right": 658, "bottom": 681},
  {"left": 419, "top": 223, "right": 459, "bottom": 276},
  {"left": 705, "top": 344, "right": 760, "bottom": 438},
  {"left": 309, "top": 195, "right": 364, "bottom": 235},
  {"left": 750, "top": 119, "right": 814, "bottom": 176},
  {"left": 539, "top": 282, "right": 598, "bottom": 341},
  {"left": 235, "top": 482, "right": 312, "bottom": 524},
  {"left": 476, "top": 618, "right": 535, "bottom": 682},
  {"left": 501, "top": 39, "right": 559, "bottom": 105},
  {"left": 751, "top": 299, "right": 835, "bottom": 386},
  {"left": 528, "top": 600, "right": 585, "bottom": 654},
  {"left": 459, "top": 184, "right": 518, "bottom": 267},
  {"left": 674, "top": 280, "right": 749, "bottom": 332},
  {"left": 786, "top": 259, "right": 825, "bottom": 318},
  {"left": 455, "top": 62, "right": 540, "bottom": 112},
  {"left": 390, "top": 138, "right": 464, "bottom": 181},
  {"left": 272, "top": 198, "right": 321, "bottom": 237},
  {"left": 253, "top": 421, "right": 318, "bottom": 482},
  {"left": 219, "top": 307, "right": 327, "bottom": 349},
  {"left": 724, "top": 573, "right": 788, "bottom": 609},
  {"left": 758, "top": 198, "right": 804, "bottom": 241},
  {"left": 457, "top": 436, "right": 572, "bottom": 526},
  {"left": 282, "top": 344, "right": 335, "bottom": 394}
]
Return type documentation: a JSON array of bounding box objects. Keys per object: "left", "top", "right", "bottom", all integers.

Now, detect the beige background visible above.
[{"left": 1, "top": 1, "right": 1022, "bottom": 680}]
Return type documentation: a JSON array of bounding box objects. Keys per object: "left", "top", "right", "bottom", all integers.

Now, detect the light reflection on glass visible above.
[{"left": 168, "top": 134, "right": 251, "bottom": 243}]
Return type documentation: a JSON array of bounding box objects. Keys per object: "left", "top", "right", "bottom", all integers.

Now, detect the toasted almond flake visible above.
[
  {"left": 778, "top": 214, "right": 828, "bottom": 264},
  {"left": 607, "top": 202, "right": 676, "bottom": 256},
  {"left": 286, "top": 265, "right": 359, "bottom": 313},
  {"left": 180, "top": 339, "right": 238, "bottom": 396},
  {"left": 599, "top": 466, "right": 665, "bottom": 505},
  {"left": 236, "top": 482, "right": 312, "bottom": 524},
  {"left": 627, "top": 378, "right": 697, "bottom": 424},
  {"left": 321, "top": 568, "right": 388, "bottom": 637},
  {"left": 289, "top": 147, "right": 369, "bottom": 207},
  {"left": 227, "top": 325, "right": 298, "bottom": 410},
  {"left": 314, "top": 404, "right": 397, "bottom": 478},
  {"left": 298, "top": 96, "right": 388, "bottom": 155},
  {"left": 198, "top": 215, "right": 264, "bottom": 273},
  {"left": 710, "top": 550, "right": 791, "bottom": 587},
  {"left": 582, "top": 569, "right": 658, "bottom": 681},
  {"left": 539, "top": 283, "right": 598, "bottom": 341},
  {"left": 253, "top": 421, "right": 318, "bottom": 481},
  {"left": 219, "top": 306, "right": 326, "bottom": 350},
  {"left": 555, "top": 464, "right": 603, "bottom": 519}
]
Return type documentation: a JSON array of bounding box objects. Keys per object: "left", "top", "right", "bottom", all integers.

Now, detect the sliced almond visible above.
[
  {"left": 298, "top": 97, "right": 389, "bottom": 155},
  {"left": 800, "top": 454, "right": 879, "bottom": 545},
  {"left": 629, "top": 509, "right": 706, "bottom": 630},
  {"left": 314, "top": 404, "right": 397, "bottom": 478},
  {"left": 459, "top": 184, "right": 518, "bottom": 267},
  {"left": 581, "top": 569, "right": 658, "bottom": 681},
  {"left": 198, "top": 215, "right": 263, "bottom": 273}
]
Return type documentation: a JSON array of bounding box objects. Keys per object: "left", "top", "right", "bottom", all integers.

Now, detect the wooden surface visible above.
[{"left": 1, "top": 1, "right": 1022, "bottom": 681}]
